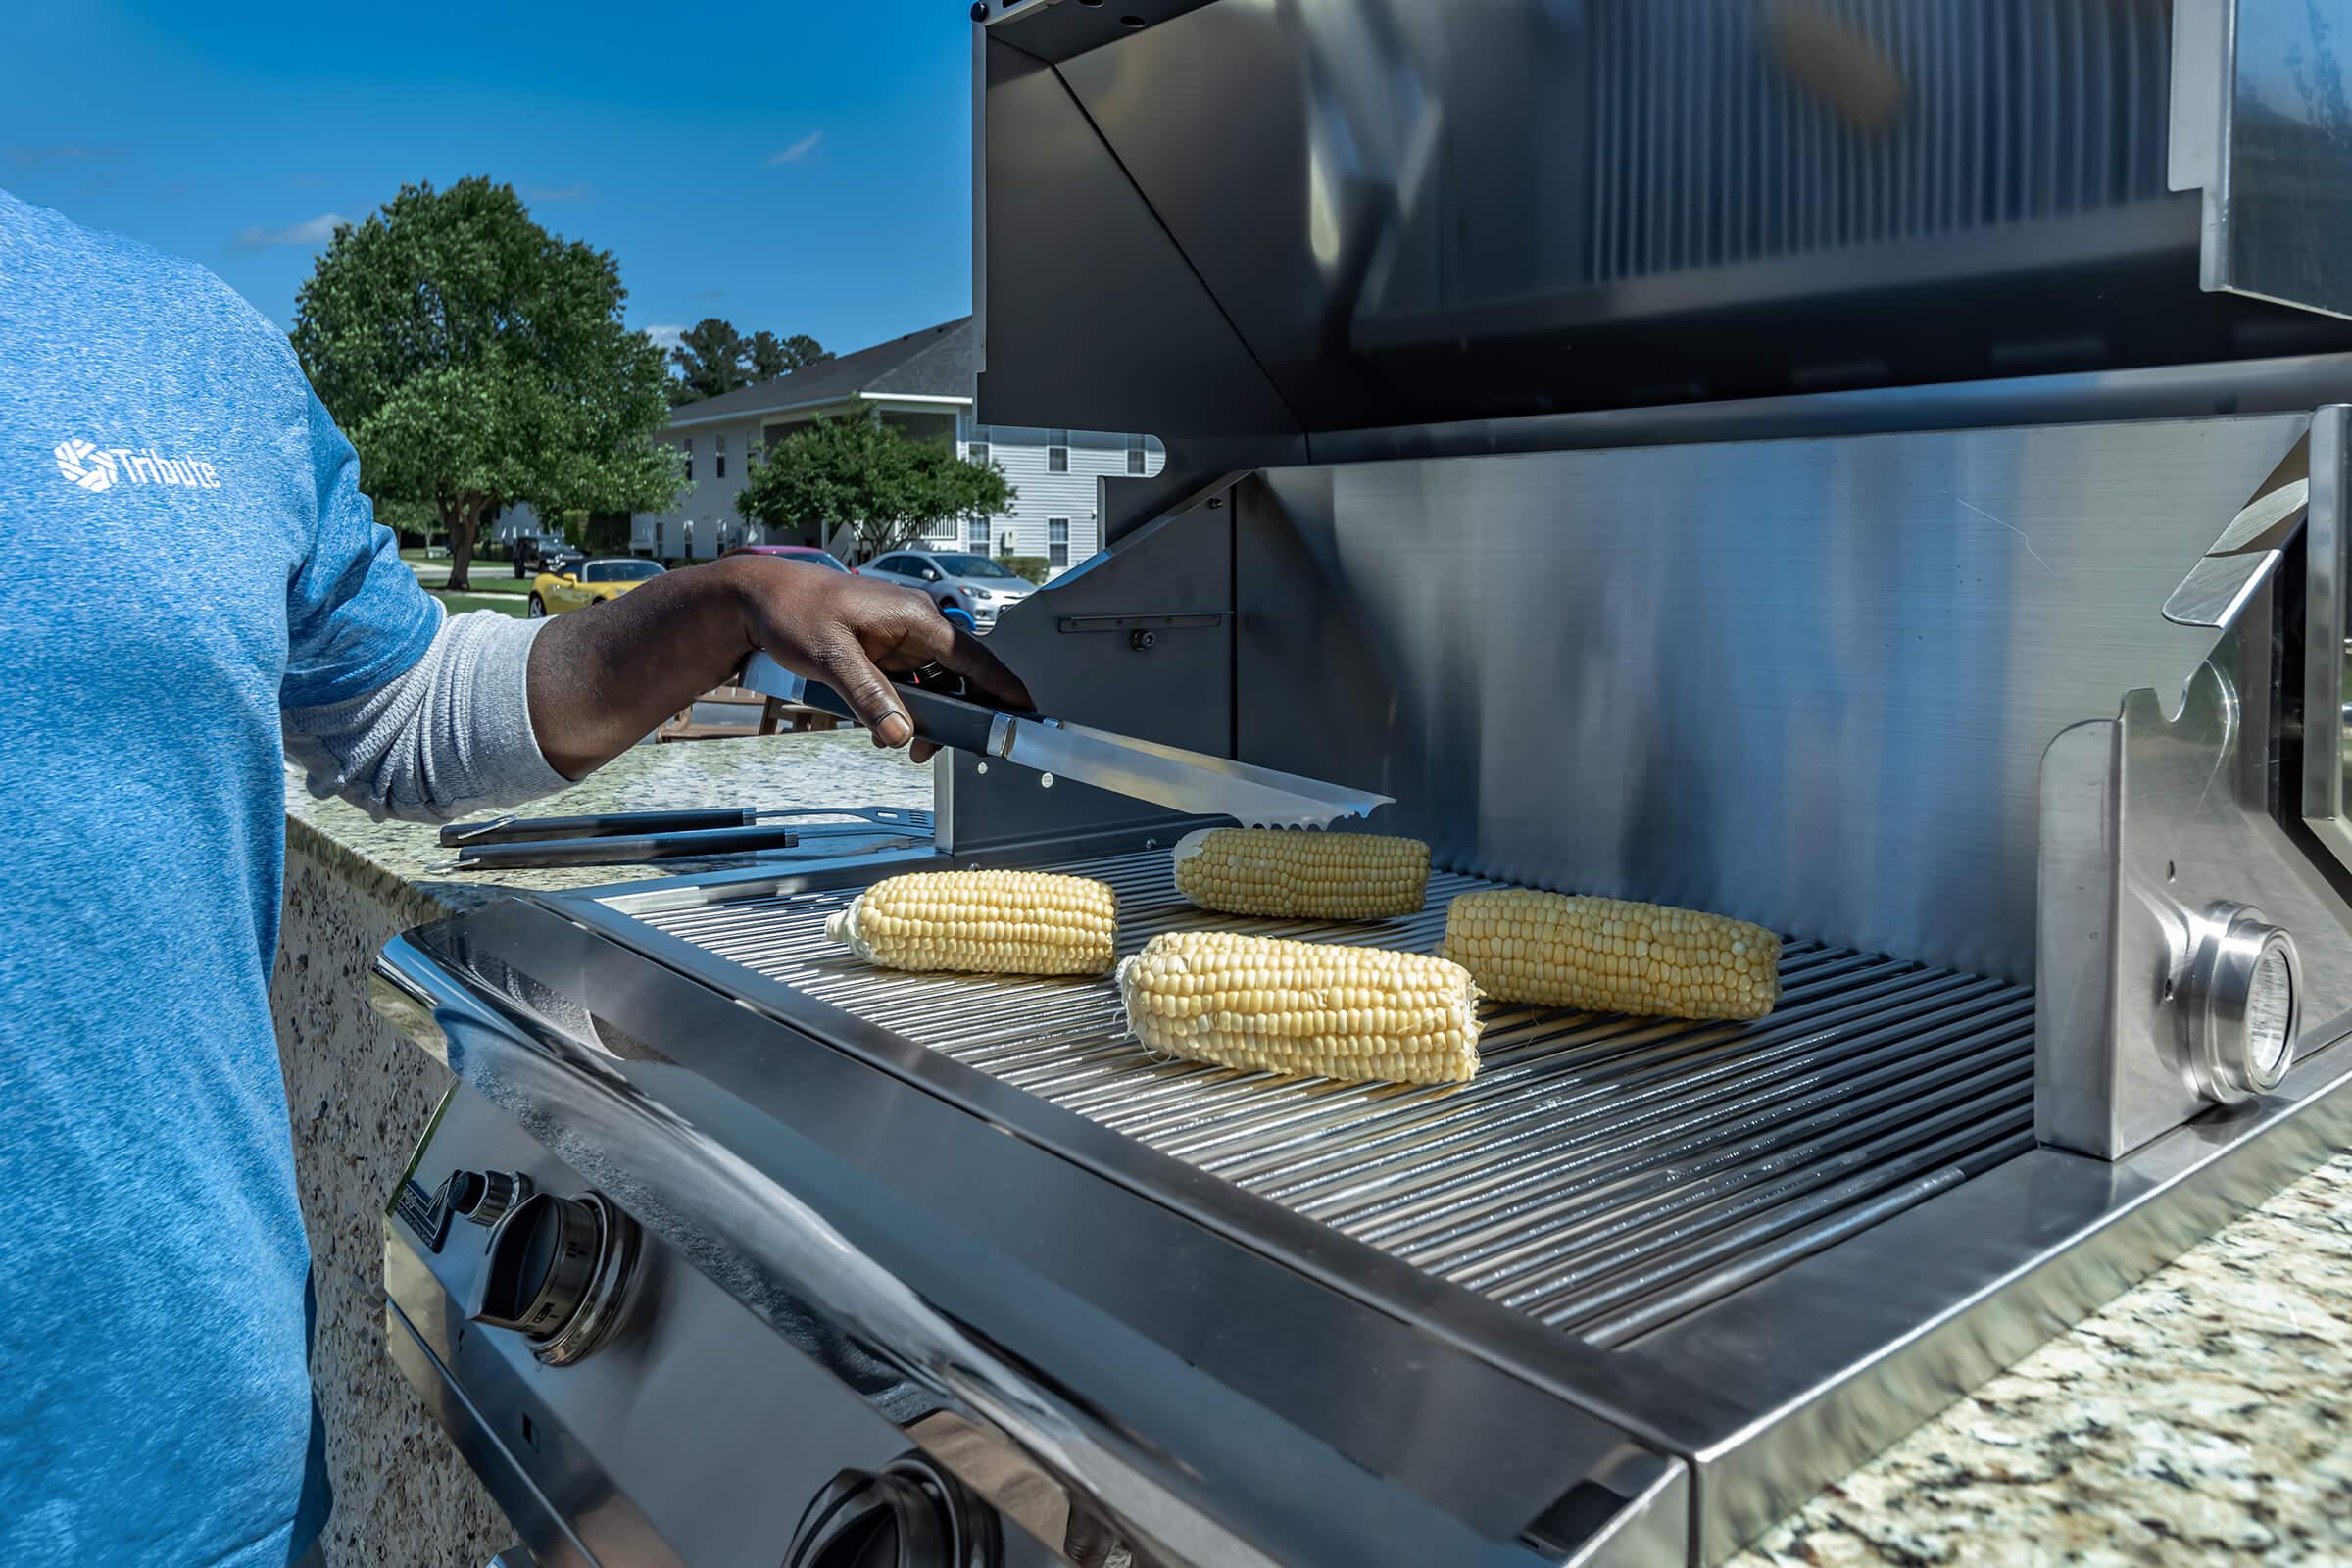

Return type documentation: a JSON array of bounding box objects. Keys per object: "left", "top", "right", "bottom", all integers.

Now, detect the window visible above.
[
  {"left": 1049, "top": 516, "right": 1070, "bottom": 569},
  {"left": 681, "top": 437, "right": 694, "bottom": 482},
  {"left": 653, "top": 519, "right": 665, "bottom": 555},
  {"left": 715, "top": 433, "right": 728, "bottom": 479},
  {"left": 967, "top": 513, "right": 991, "bottom": 551},
  {"left": 1048, "top": 429, "right": 1068, "bottom": 473},
  {"left": 582, "top": 560, "right": 665, "bottom": 582},
  {"left": 934, "top": 553, "right": 1017, "bottom": 578},
  {"left": 968, "top": 425, "right": 990, "bottom": 468},
  {"left": 1126, "top": 433, "right": 1145, "bottom": 475},
  {"left": 872, "top": 555, "right": 914, "bottom": 576}
]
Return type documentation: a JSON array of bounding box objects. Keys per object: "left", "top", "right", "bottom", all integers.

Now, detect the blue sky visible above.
[{"left": 0, "top": 0, "right": 975, "bottom": 357}]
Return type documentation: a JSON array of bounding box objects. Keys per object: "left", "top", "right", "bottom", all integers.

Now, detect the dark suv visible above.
[{"left": 512, "top": 536, "right": 563, "bottom": 578}]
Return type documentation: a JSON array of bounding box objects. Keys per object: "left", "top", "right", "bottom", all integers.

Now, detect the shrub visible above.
[{"left": 1002, "top": 555, "right": 1053, "bottom": 585}]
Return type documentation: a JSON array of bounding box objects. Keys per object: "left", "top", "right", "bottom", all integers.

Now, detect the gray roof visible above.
[{"left": 668, "top": 317, "right": 974, "bottom": 427}]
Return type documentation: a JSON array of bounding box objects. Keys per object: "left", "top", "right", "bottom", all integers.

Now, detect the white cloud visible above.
[
  {"left": 644, "top": 323, "right": 688, "bottom": 350},
  {"left": 768, "top": 131, "right": 823, "bottom": 166},
  {"left": 236, "top": 212, "right": 347, "bottom": 249},
  {"left": 521, "top": 182, "right": 591, "bottom": 203}
]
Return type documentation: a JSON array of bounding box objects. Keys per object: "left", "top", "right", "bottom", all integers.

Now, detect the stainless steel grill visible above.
[
  {"left": 638, "top": 852, "right": 2034, "bottom": 1347},
  {"left": 367, "top": 12, "right": 2352, "bottom": 1563}
]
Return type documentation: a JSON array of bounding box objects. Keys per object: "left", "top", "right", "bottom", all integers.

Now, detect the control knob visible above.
[
  {"left": 786, "top": 1454, "right": 998, "bottom": 1568},
  {"left": 469, "top": 1190, "right": 641, "bottom": 1366},
  {"left": 2179, "top": 902, "right": 2301, "bottom": 1104}
]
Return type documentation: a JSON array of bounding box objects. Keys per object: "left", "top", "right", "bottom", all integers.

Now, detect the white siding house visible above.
[
  {"left": 640, "top": 414, "right": 762, "bottom": 562},
  {"left": 941, "top": 421, "right": 1163, "bottom": 572},
  {"left": 631, "top": 318, "right": 1162, "bottom": 576}
]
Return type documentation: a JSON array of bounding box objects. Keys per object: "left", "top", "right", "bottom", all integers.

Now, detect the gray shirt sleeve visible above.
[{"left": 283, "top": 608, "right": 574, "bottom": 823}]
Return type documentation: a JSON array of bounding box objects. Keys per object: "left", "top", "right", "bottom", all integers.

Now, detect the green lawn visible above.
[
  {"left": 401, "top": 546, "right": 529, "bottom": 585},
  {"left": 434, "top": 591, "right": 529, "bottom": 619}
]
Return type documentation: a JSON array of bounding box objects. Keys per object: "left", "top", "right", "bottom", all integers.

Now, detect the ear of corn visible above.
[
  {"left": 826, "top": 868, "right": 1118, "bottom": 976},
  {"left": 1171, "top": 827, "right": 1432, "bottom": 920},
  {"left": 1117, "top": 930, "right": 1482, "bottom": 1084},
  {"left": 1439, "top": 888, "right": 1780, "bottom": 1020}
]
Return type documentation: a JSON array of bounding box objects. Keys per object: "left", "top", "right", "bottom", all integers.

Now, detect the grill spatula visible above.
[{"left": 741, "top": 653, "right": 1388, "bottom": 830}]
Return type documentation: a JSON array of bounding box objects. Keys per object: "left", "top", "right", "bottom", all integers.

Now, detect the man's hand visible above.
[
  {"left": 525, "top": 556, "right": 1035, "bottom": 779},
  {"left": 733, "top": 560, "right": 1032, "bottom": 762}
]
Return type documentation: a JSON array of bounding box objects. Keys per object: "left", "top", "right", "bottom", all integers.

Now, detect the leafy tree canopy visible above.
[
  {"left": 671, "top": 319, "right": 834, "bottom": 404},
  {"left": 291, "top": 176, "right": 679, "bottom": 589},
  {"left": 735, "top": 413, "right": 1010, "bottom": 564},
  {"left": 750, "top": 330, "right": 832, "bottom": 381},
  {"left": 668, "top": 318, "right": 751, "bottom": 404}
]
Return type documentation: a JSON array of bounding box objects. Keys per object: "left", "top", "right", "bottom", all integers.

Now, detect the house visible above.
[{"left": 633, "top": 317, "right": 1164, "bottom": 574}]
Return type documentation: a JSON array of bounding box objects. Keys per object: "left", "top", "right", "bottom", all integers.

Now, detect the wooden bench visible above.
[{"left": 657, "top": 684, "right": 848, "bottom": 743}]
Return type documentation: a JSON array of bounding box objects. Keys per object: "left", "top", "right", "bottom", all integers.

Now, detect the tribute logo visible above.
[{"left": 55, "top": 439, "right": 222, "bottom": 494}]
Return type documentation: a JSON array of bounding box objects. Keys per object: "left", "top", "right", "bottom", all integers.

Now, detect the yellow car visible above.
[{"left": 527, "top": 557, "right": 664, "bottom": 616}]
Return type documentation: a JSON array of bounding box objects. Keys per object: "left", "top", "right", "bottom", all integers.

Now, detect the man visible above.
[{"left": 0, "top": 189, "right": 1028, "bottom": 1565}]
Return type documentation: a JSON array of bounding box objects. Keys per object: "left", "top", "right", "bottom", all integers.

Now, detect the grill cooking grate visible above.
[{"left": 635, "top": 850, "right": 2034, "bottom": 1346}]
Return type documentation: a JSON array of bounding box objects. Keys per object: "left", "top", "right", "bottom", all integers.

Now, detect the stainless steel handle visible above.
[
  {"left": 2302, "top": 405, "right": 2352, "bottom": 877},
  {"left": 370, "top": 936, "right": 1284, "bottom": 1568}
]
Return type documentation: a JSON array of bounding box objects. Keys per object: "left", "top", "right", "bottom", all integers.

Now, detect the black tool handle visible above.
[
  {"left": 802, "top": 673, "right": 1005, "bottom": 758},
  {"left": 452, "top": 823, "right": 800, "bottom": 870},
  {"left": 440, "top": 808, "right": 755, "bottom": 848}
]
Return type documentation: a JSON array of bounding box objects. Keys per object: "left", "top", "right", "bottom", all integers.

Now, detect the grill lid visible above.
[{"left": 976, "top": 0, "right": 2352, "bottom": 464}]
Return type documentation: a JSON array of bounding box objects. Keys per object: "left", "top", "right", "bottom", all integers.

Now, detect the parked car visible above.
[
  {"left": 857, "top": 550, "right": 1035, "bottom": 630},
  {"left": 720, "top": 544, "right": 855, "bottom": 574},
  {"left": 527, "top": 557, "right": 664, "bottom": 617},
  {"left": 511, "top": 535, "right": 562, "bottom": 578}
]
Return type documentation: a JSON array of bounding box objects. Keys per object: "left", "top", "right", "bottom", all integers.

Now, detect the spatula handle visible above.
[{"left": 802, "top": 671, "right": 1008, "bottom": 757}]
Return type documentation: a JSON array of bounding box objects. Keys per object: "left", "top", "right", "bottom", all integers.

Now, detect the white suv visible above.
[{"left": 859, "top": 550, "right": 1036, "bottom": 630}]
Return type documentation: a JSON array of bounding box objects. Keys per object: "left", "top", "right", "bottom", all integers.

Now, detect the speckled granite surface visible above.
[
  {"left": 272, "top": 842, "right": 511, "bottom": 1566},
  {"left": 273, "top": 733, "right": 2352, "bottom": 1567},
  {"left": 282, "top": 727, "right": 934, "bottom": 913},
  {"left": 1726, "top": 1152, "right": 2352, "bottom": 1566},
  {"left": 271, "top": 733, "right": 931, "bottom": 1566}
]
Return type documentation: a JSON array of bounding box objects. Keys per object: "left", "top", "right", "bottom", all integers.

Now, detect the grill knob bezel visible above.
[
  {"left": 458, "top": 1168, "right": 531, "bottom": 1230},
  {"left": 2180, "top": 902, "right": 2301, "bottom": 1105}
]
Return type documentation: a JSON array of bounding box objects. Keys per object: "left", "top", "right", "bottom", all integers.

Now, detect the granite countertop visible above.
[
  {"left": 285, "top": 734, "right": 2352, "bottom": 1564},
  {"left": 283, "top": 728, "right": 935, "bottom": 916}
]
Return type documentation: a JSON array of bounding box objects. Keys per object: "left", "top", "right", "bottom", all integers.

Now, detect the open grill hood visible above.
[{"left": 976, "top": 0, "right": 2352, "bottom": 491}]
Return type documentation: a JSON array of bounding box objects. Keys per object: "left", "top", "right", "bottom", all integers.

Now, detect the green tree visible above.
[
  {"left": 735, "top": 413, "right": 1011, "bottom": 564},
  {"left": 291, "top": 177, "right": 681, "bottom": 590},
  {"left": 748, "top": 330, "right": 832, "bottom": 381},
  {"left": 581, "top": 511, "right": 634, "bottom": 554},
  {"left": 668, "top": 318, "right": 751, "bottom": 405}
]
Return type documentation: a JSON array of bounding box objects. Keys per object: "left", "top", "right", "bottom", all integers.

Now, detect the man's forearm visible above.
[
  {"left": 526, "top": 560, "right": 760, "bottom": 778},
  {"left": 523, "top": 553, "right": 1031, "bottom": 782}
]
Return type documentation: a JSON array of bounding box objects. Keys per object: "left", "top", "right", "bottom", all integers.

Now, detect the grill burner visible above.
[{"left": 637, "top": 851, "right": 2034, "bottom": 1346}]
